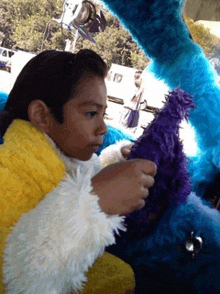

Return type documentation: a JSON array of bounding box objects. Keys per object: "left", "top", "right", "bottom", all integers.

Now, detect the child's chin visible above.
[{"left": 77, "top": 152, "right": 94, "bottom": 161}]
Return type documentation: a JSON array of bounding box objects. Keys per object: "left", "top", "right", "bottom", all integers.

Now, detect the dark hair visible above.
[
  {"left": 0, "top": 49, "right": 107, "bottom": 136},
  {"left": 134, "top": 70, "right": 142, "bottom": 88}
]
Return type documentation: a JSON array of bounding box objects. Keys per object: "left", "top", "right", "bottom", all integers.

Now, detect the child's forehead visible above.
[{"left": 70, "top": 75, "right": 107, "bottom": 103}]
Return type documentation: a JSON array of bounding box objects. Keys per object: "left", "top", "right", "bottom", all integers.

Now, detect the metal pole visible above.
[{"left": 72, "top": 29, "right": 79, "bottom": 53}]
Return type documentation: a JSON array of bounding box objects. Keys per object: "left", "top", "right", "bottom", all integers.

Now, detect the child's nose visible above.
[{"left": 97, "top": 119, "right": 108, "bottom": 136}]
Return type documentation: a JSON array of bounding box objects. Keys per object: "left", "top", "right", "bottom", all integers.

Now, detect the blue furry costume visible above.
[
  {"left": 97, "top": 0, "right": 220, "bottom": 293},
  {"left": 100, "top": 0, "right": 220, "bottom": 199}
]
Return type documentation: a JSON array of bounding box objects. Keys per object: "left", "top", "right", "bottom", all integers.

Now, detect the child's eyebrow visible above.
[{"left": 79, "top": 102, "right": 107, "bottom": 109}]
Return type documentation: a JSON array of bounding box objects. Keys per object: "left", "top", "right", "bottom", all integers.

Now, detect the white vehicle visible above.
[
  {"left": 105, "top": 63, "right": 169, "bottom": 110},
  {"left": 0, "top": 50, "right": 36, "bottom": 92},
  {"left": 141, "top": 70, "right": 169, "bottom": 109},
  {"left": 0, "top": 47, "right": 16, "bottom": 72},
  {"left": 105, "top": 63, "right": 138, "bottom": 104},
  {"left": 10, "top": 50, "right": 36, "bottom": 87}
]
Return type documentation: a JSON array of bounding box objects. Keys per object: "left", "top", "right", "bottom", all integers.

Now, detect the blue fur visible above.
[
  {"left": 96, "top": 124, "right": 134, "bottom": 155},
  {"left": 101, "top": 0, "right": 220, "bottom": 198},
  {"left": 123, "top": 193, "right": 220, "bottom": 293},
  {"left": 0, "top": 91, "right": 7, "bottom": 113},
  {"left": 0, "top": 91, "right": 8, "bottom": 144},
  {"left": 105, "top": 89, "right": 220, "bottom": 294},
  {"left": 101, "top": 0, "right": 220, "bottom": 292}
]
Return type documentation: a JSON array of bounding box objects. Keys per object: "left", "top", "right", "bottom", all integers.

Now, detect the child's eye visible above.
[
  {"left": 85, "top": 111, "right": 107, "bottom": 119},
  {"left": 85, "top": 111, "right": 97, "bottom": 118}
]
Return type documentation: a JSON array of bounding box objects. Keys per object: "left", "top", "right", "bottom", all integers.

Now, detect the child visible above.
[{"left": 0, "top": 49, "right": 157, "bottom": 293}]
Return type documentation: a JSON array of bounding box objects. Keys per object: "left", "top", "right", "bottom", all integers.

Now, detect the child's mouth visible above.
[{"left": 90, "top": 145, "right": 100, "bottom": 152}]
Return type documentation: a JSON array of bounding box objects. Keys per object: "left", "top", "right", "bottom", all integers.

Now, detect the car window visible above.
[
  {"left": 2, "top": 50, "right": 7, "bottom": 57},
  {"left": 113, "top": 73, "right": 123, "bottom": 83},
  {"left": 9, "top": 51, "right": 15, "bottom": 58}
]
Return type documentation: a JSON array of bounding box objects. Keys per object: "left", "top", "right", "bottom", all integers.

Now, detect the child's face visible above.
[{"left": 49, "top": 74, "right": 108, "bottom": 161}]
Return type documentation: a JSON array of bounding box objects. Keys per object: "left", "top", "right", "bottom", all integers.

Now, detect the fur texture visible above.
[
  {"left": 101, "top": 0, "right": 220, "bottom": 292},
  {"left": 96, "top": 124, "right": 134, "bottom": 156},
  {"left": 1, "top": 119, "right": 128, "bottom": 293},
  {"left": 0, "top": 91, "right": 7, "bottom": 113},
  {"left": 0, "top": 91, "right": 8, "bottom": 144},
  {"left": 106, "top": 89, "right": 195, "bottom": 251},
  {"left": 101, "top": 0, "right": 220, "bottom": 198},
  {"left": 106, "top": 89, "right": 195, "bottom": 248},
  {"left": 124, "top": 192, "right": 220, "bottom": 294},
  {"left": 3, "top": 172, "right": 125, "bottom": 293},
  {"left": 99, "top": 139, "right": 132, "bottom": 167}
]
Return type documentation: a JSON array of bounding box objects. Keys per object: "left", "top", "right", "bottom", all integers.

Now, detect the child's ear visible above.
[{"left": 28, "top": 100, "right": 52, "bottom": 134}]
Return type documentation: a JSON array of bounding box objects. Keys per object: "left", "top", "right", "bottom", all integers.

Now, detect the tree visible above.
[
  {"left": 185, "top": 18, "right": 220, "bottom": 53},
  {"left": 0, "top": 0, "right": 63, "bottom": 51},
  {"left": 0, "top": 0, "right": 149, "bottom": 69},
  {"left": 75, "top": 12, "right": 149, "bottom": 69}
]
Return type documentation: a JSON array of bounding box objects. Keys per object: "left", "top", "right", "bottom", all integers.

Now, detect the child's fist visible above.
[{"left": 92, "top": 159, "right": 157, "bottom": 215}]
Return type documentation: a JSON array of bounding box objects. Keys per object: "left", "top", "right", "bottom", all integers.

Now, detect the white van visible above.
[
  {"left": 10, "top": 50, "right": 36, "bottom": 86},
  {"left": 105, "top": 63, "right": 169, "bottom": 110},
  {"left": 105, "top": 63, "right": 138, "bottom": 104},
  {"left": 0, "top": 47, "right": 16, "bottom": 72},
  {"left": 141, "top": 70, "right": 169, "bottom": 109}
]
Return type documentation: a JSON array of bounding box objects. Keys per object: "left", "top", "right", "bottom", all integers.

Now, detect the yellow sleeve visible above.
[{"left": 81, "top": 252, "right": 135, "bottom": 294}]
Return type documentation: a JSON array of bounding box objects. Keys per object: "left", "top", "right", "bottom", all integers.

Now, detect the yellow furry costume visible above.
[{"left": 0, "top": 119, "right": 135, "bottom": 293}]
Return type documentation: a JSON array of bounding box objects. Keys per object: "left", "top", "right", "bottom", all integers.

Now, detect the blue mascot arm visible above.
[
  {"left": 102, "top": 0, "right": 220, "bottom": 150},
  {"left": 102, "top": 0, "right": 189, "bottom": 62}
]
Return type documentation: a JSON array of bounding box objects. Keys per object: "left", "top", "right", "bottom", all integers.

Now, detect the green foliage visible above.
[
  {"left": 75, "top": 12, "right": 149, "bottom": 69},
  {"left": 0, "top": 0, "right": 63, "bottom": 52},
  {"left": 185, "top": 18, "right": 220, "bottom": 53},
  {"left": 0, "top": 1, "right": 149, "bottom": 69},
  {"left": 130, "top": 50, "right": 150, "bottom": 70}
]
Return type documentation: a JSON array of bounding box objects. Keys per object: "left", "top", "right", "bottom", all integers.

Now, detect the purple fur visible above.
[{"left": 125, "top": 88, "right": 196, "bottom": 237}]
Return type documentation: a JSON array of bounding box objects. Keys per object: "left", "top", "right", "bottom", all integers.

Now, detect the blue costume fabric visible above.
[
  {"left": 0, "top": 91, "right": 8, "bottom": 144},
  {"left": 101, "top": 0, "right": 220, "bottom": 199},
  {"left": 95, "top": 123, "right": 134, "bottom": 156},
  {"left": 105, "top": 89, "right": 220, "bottom": 294},
  {"left": 99, "top": 0, "right": 220, "bottom": 292}
]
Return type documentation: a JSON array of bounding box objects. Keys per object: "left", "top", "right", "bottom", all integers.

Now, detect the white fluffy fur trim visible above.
[
  {"left": 99, "top": 140, "right": 132, "bottom": 168},
  {"left": 3, "top": 167, "right": 125, "bottom": 294}
]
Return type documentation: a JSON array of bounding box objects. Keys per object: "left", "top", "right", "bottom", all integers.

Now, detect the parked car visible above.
[{"left": 0, "top": 47, "right": 16, "bottom": 72}]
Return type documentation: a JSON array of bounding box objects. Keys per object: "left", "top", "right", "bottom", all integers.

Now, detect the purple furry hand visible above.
[{"left": 125, "top": 88, "right": 196, "bottom": 237}]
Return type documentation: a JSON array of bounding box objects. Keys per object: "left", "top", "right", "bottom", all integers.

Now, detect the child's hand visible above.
[
  {"left": 121, "top": 143, "right": 133, "bottom": 158},
  {"left": 92, "top": 159, "right": 157, "bottom": 215}
]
